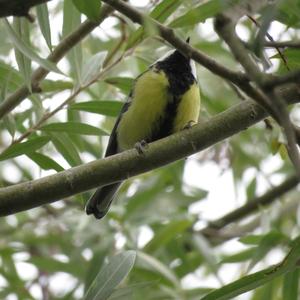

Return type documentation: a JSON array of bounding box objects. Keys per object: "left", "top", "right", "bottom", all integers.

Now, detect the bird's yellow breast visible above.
[
  {"left": 173, "top": 83, "right": 200, "bottom": 132},
  {"left": 116, "top": 70, "right": 201, "bottom": 151},
  {"left": 117, "top": 70, "right": 169, "bottom": 150}
]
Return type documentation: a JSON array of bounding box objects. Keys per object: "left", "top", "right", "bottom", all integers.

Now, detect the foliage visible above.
[{"left": 0, "top": 0, "right": 300, "bottom": 299}]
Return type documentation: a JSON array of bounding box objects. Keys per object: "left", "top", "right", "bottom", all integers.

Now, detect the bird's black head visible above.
[{"left": 154, "top": 42, "right": 197, "bottom": 96}]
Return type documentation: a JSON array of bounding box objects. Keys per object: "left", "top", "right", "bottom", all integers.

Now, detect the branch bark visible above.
[
  {"left": 0, "top": 0, "right": 51, "bottom": 17},
  {"left": 0, "top": 84, "right": 299, "bottom": 217}
]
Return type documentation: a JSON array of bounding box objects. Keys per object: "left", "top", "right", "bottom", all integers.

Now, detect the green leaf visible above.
[
  {"left": 0, "top": 136, "right": 50, "bottom": 161},
  {"left": 238, "top": 234, "right": 264, "bottom": 245},
  {"left": 220, "top": 248, "right": 256, "bottom": 264},
  {"left": 105, "top": 77, "right": 134, "bottom": 94},
  {"left": 13, "top": 18, "right": 32, "bottom": 92},
  {"left": 200, "top": 236, "right": 300, "bottom": 300},
  {"left": 72, "top": 0, "right": 102, "bottom": 21},
  {"left": 246, "top": 177, "right": 257, "bottom": 200},
  {"left": 170, "top": 0, "right": 234, "bottom": 28},
  {"left": 40, "top": 122, "right": 108, "bottom": 136},
  {"left": 50, "top": 133, "right": 82, "bottom": 167},
  {"left": 3, "top": 19, "right": 62, "bottom": 75},
  {"left": 126, "top": 0, "right": 181, "bottom": 49},
  {"left": 69, "top": 101, "right": 123, "bottom": 117},
  {"left": 271, "top": 49, "right": 300, "bottom": 70},
  {"left": 3, "top": 114, "right": 16, "bottom": 139},
  {"left": 63, "top": 0, "right": 82, "bottom": 83},
  {"left": 84, "top": 249, "right": 107, "bottom": 294},
  {"left": 275, "top": 0, "right": 300, "bottom": 28},
  {"left": 84, "top": 251, "right": 136, "bottom": 300},
  {"left": 247, "top": 231, "right": 288, "bottom": 272},
  {"left": 27, "top": 152, "right": 64, "bottom": 172},
  {"left": 279, "top": 143, "right": 288, "bottom": 160},
  {"left": 81, "top": 52, "right": 105, "bottom": 86},
  {"left": 29, "top": 256, "right": 83, "bottom": 277},
  {"left": 282, "top": 269, "right": 299, "bottom": 300},
  {"left": 144, "top": 218, "right": 193, "bottom": 253},
  {"left": 41, "top": 80, "right": 73, "bottom": 92},
  {"left": 194, "top": 235, "right": 221, "bottom": 282},
  {"left": 108, "top": 281, "right": 156, "bottom": 300},
  {"left": 36, "top": 3, "right": 52, "bottom": 51},
  {"left": 137, "top": 251, "right": 180, "bottom": 287}
]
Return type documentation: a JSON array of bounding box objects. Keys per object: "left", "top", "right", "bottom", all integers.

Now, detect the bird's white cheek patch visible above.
[{"left": 190, "top": 60, "right": 197, "bottom": 80}]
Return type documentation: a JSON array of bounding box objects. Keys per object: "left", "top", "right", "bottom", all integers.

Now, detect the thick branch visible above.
[
  {"left": 0, "top": 84, "right": 299, "bottom": 216},
  {"left": 0, "top": 0, "right": 50, "bottom": 17},
  {"left": 0, "top": 4, "right": 113, "bottom": 119}
]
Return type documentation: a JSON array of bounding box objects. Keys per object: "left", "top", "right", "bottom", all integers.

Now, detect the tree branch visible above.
[
  {"left": 100, "top": 0, "right": 248, "bottom": 86},
  {"left": 0, "top": 4, "right": 113, "bottom": 119},
  {"left": 264, "top": 40, "right": 300, "bottom": 49},
  {"left": 0, "top": 85, "right": 299, "bottom": 217},
  {"left": 214, "top": 13, "right": 300, "bottom": 178},
  {"left": 0, "top": 0, "right": 51, "bottom": 18},
  {"left": 201, "top": 174, "right": 298, "bottom": 233}
]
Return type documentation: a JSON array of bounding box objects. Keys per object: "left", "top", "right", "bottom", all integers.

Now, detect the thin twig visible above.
[
  {"left": 264, "top": 40, "right": 300, "bottom": 49},
  {"left": 247, "top": 15, "right": 290, "bottom": 71}
]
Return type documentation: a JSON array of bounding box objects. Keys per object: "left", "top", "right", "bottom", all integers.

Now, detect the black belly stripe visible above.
[
  {"left": 149, "top": 94, "right": 180, "bottom": 141},
  {"left": 149, "top": 54, "right": 196, "bottom": 142}
]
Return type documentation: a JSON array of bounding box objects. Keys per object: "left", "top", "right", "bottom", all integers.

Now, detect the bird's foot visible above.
[
  {"left": 182, "top": 120, "right": 197, "bottom": 130},
  {"left": 135, "top": 140, "right": 148, "bottom": 155}
]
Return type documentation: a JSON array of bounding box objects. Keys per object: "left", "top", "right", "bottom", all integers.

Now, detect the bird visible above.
[{"left": 86, "top": 41, "right": 201, "bottom": 219}]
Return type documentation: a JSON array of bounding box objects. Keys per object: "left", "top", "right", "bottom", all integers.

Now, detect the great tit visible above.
[{"left": 86, "top": 45, "right": 200, "bottom": 219}]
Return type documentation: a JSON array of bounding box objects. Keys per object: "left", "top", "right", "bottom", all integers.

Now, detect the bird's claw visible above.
[
  {"left": 135, "top": 140, "right": 148, "bottom": 155},
  {"left": 183, "top": 120, "right": 196, "bottom": 130}
]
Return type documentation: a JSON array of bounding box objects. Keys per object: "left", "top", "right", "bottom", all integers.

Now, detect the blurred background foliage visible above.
[{"left": 0, "top": 0, "right": 300, "bottom": 299}]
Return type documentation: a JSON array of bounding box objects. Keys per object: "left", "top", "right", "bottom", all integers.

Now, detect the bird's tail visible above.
[{"left": 85, "top": 182, "right": 122, "bottom": 219}]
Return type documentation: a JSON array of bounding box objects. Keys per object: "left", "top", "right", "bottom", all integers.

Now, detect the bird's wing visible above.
[
  {"left": 104, "top": 67, "right": 153, "bottom": 157},
  {"left": 104, "top": 98, "right": 132, "bottom": 157}
]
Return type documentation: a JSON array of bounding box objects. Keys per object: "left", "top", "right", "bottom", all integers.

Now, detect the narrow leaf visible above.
[
  {"left": 0, "top": 136, "right": 50, "bottom": 161},
  {"left": 137, "top": 251, "right": 179, "bottom": 287},
  {"left": 13, "top": 18, "right": 32, "bottom": 92},
  {"left": 105, "top": 77, "right": 134, "bottom": 94},
  {"left": 84, "top": 251, "right": 136, "bottom": 300},
  {"left": 200, "top": 236, "right": 300, "bottom": 300},
  {"left": 69, "top": 101, "right": 123, "bottom": 117},
  {"left": 40, "top": 122, "right": 108, "bottom": 136},
  {"left": 72, "top": 0, "right": 102, "bottom": 21},
  {"left": 170, "top": 0, "right": 233, "bottom": 28},
  {"left": 50, "top": 133, "right": 82, "bottom": 167},
  {"left": 144, "top": 218, "right": 193, "bottom": 253},
  {"left": 63, "top": 0, "right": 82, "bottom": 83},
  {"left": 126, "top": 0, "right": 181, "bottom": 49},
  {"left": 36, "top": 3, "right": 52, "bottom": 50},
  {"left": 282, "top": 269, "right": 299, "bottom": 300},
  {"left": 3, "top": 19, "right": 62, "bottom": 75},
  {"left": 27, "top": 152, "right": 64, "bottom": 172},
  {"left": 81, "top": 52, "right": 105, "bottom": 86}
]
